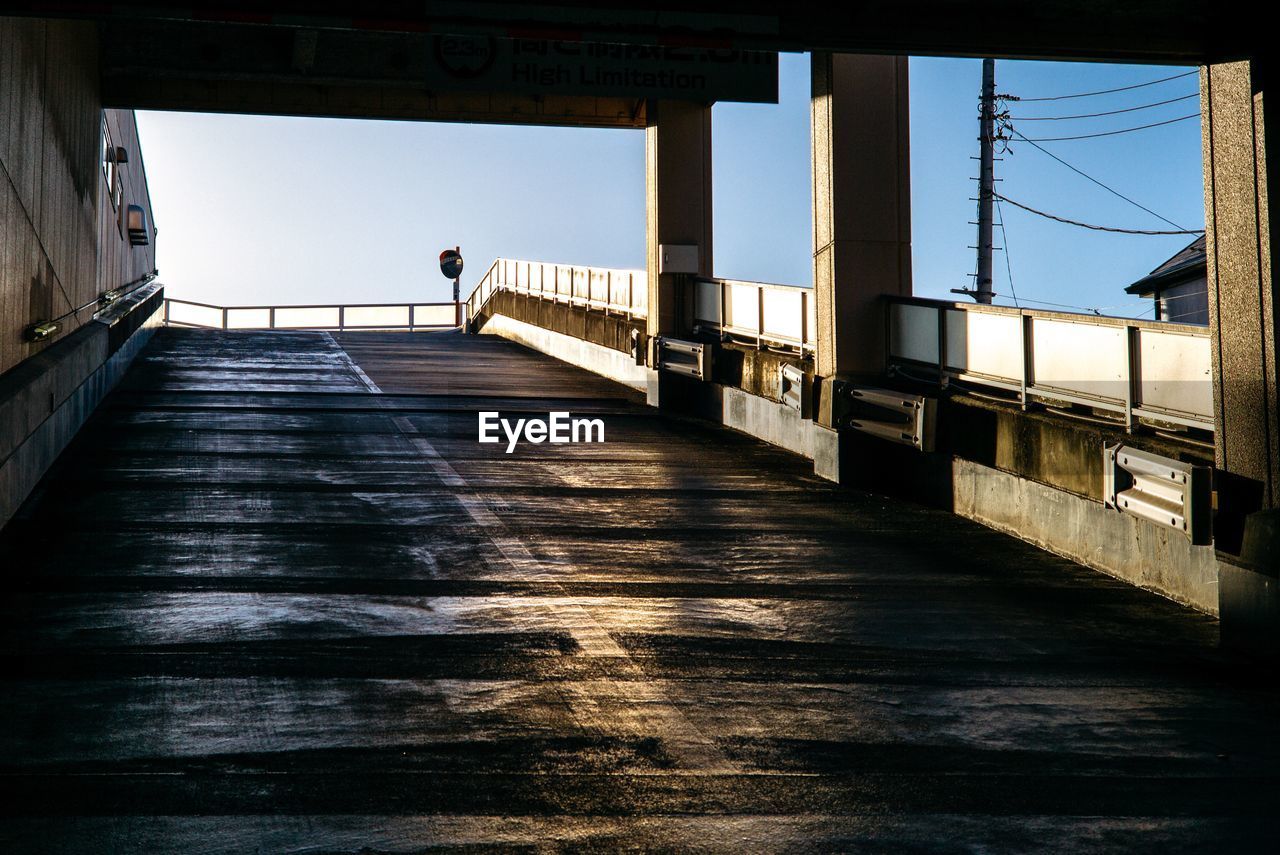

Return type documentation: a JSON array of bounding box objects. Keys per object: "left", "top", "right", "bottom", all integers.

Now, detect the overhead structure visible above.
[{"left": 3, "top": 1, "right": 1239, "bottom": 62}]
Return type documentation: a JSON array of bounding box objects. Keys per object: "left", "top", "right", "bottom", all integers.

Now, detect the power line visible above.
[
  {"left": 1093, "top": 289, "right": 1209, "bottom": 315},
  {"left": 1157, "top": 288, "right": 1210, "bottom": 303},
  {"left": 1012, "top": 296, "right": 1106, "bottom": 315},
  {"left": 1015, "top": 70, "right": 1198, "bottom": 102},
  {"left": 1019, "top": 113, "right": 1198, "bottom": 142},
  {"left": 995, "top": 192, "right": 1204, "bottom": 235},
  {"left": 1008, "top": 92, "right": 1197, "bottom": 121},
  {"left": 992, "top": 194, "right": 1019, "bottom": 307},
  {"left": 1002, "top": 127, "right": 1190, "bottom": 231}
]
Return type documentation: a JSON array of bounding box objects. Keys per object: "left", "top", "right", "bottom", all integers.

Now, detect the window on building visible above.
[{"left": 102, "top": 120, "right": 118, "bottom": 210}]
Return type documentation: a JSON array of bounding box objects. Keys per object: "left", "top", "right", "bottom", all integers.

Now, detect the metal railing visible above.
[
  {"left": 886, "top": 296, "right": 1215, "bottom": 433},
  {"left": 163, "top": 298, "right": 461, "bottom": 331},
  {"left": 694, "top": 277, "right": 816, "bottom": 353},
  {"left": 465, "top": 261, "right": 817, "bottom": 354},
  {"left": 466, "top": 258, "right": 647, "bottom": 323}
]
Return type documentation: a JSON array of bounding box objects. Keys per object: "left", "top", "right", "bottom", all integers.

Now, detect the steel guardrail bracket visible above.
[
  {"left": 1104, "top": 443, "right": 1213, "bottom": 544},
  {"left": 779, "top": 363, "right": 812, "bottom": 419},
  {"left": 654, "top": 336, "right": 711, "bottom": 380},
  {"left": 819, "top": 376, "right": 936, "bottom": 451}
]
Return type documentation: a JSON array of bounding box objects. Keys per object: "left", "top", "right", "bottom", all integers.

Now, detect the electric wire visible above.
[
  {"left": 1002, "top": 127, "right": 1190, "bottom": 231},
  {"left": 992, "top": 194, "right": 1019, "bottom": 307},
  {"left": 1008, "top": 92, "right": 1197, "bottom": 120},
  {"left": 1008, "top": 296, "right": 1106, "bottom": 314},
  {"left": 995, "top": 193, "right": 1203, "bottom": 235},
  {"left": 1015, "top": 70, "right": 1198, "bottom": 102},
  {"left": 979, "top": 69, "right": 1202, "bottom": 319},
  {"left": 1019, "top": 113, "right": 1198, "bottom": 142}
]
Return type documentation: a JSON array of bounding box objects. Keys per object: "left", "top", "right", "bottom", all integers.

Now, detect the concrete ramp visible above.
[{"left": 0, "top": 329, "right": 1274, "bottom": 851}]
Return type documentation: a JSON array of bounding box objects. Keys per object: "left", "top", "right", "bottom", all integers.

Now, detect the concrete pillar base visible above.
[
  {"left": 645, "top": 369, "right": 664, "bottom": 408},
  {"left": 813, "top": 424, "right": 844, "bottom": 483},
  {"left": 1220, "top": 509, "right": 1280, "bottom": 657},
  {"left": 647, "top": 368, "right": 717, "bottom": 413}
]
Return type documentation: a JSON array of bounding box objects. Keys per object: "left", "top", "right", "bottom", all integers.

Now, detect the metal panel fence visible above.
[
  {"left": 466, "top": 258, "right": 647, "bottom": 323},
  {"left": 886, "top": 296, "right": 1214, "bottom": 432},
  {"left": 693, "top": 277, "right": 816, "bottom": 353},
  {"left": 163, "top": 298, "right": 460, "bottom": 331}
]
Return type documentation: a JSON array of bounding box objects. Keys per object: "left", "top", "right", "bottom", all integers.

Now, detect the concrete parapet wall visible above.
[
  {"left": 474, "top": 293, "right": 1221, "bottom": 614},
  {"left": 0, "top": 285, "right": 162, "bottom": 528},
  {"left": 480, "top": 313, "right": 649, "bottom": 391},
  {"left": 951, "top": 457, "right": 1221, "bottom": 614},
  {"left": 481, "top": 290, "right": 642, "bottom": 354}
]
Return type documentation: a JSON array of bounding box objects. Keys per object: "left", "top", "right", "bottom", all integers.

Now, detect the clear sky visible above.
[{"left": 136, "top": 53, "right": 1203, "bottom": 318}]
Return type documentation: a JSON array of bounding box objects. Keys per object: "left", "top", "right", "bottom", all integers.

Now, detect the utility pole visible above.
[
  {"left": 974, "top": 58, "right": 996, "bottom": 305},
  {"left": 955, "top": 58, "right": 997, "bottom": 304}
]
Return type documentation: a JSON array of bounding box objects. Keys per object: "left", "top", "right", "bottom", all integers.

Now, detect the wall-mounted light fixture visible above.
[
  {"left": 113, "top": 146, "right": 128, "bottom": 164},
  {"left": 126, "top": 205, "right": 149, "bottom": 246},
  {"left": 24, "top": 321, "right": 60, "bottom": 342}
]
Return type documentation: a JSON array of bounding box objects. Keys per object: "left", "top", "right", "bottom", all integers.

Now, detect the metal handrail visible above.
[
  {"left": 885, "top": 295, "right": 1215, "bottom": 433},
  {"left": 465, "top": 257, "right": 647, "bottom": 325},
  {"left": 162, "top": 298, "right": 460, "bottom": 331}
]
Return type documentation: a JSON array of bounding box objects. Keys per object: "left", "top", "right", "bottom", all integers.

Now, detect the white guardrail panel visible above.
[
  {"left": 890, "top": 303, "right": 939, "bottom": 365},
  {"left": 692, "top": 278, "right": 814, "bottom": 352},
  {"left": 1030, "top": 317, "right": 1128, "bottom": 403},
  {"left": 945, "top": 308, "right": 1023, "bottom": 384},
  {"left": 888, "top": 298, "right": 1215, "bottom": 432},
  {"left": 1135, "top": 327, "right": 1214, "bottom": 422},
  {"left": 694, "top": 280, "right": 721, "bottom": 327}
]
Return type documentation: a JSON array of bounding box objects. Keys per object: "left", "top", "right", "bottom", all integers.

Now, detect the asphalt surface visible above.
[{"left": 0, "top": 328, "right": 1275, "bottom": 853}]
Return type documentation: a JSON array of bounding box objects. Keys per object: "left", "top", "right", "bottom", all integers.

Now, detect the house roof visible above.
[{"left": 1124, "top": 235, "right": 1207, "bottom": 295}]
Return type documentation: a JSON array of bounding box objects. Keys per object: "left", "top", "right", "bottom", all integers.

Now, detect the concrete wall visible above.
[
  {"left": 481, "top": 313, "right": 648, "bottom": 391},
  {"left": 480, "top": 289, "right": 642, "bottom": 355},
  {"left": 951, "top": 456, "right": 1221, "bottom": 613},
  {"left": 1, "top": 17, "right": 161, "bottom": 527},
  {"left": 1, "top": 17, "right": 157, "bottom": 378},
  {"left": 0, "top": 284, "right": 163, "bottom": 527}
]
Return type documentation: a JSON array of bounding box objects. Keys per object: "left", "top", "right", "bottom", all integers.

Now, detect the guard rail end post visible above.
[
  {"left": 1019, "top": 312, "right": 1032, "bottom": 411},
  {"left": 1124, "top": 324, "right": 1138, "bottom": 433}
]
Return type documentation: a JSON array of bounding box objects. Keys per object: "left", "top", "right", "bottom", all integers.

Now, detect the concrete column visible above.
[
  {"left": 1203, "top": 62, "right": 1277, "bottom": 509},
  {"left": 645, "top": 100, "right": 713, "bottom": 340},
  {"left": 1201, "top": 60, "right": 1278, "bottom": 648},
  {"left": 811, "top": 53, "right": 911, "bottom": 378}
]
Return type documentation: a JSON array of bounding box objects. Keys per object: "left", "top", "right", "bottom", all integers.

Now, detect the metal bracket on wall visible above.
[
  {"left": 820, "top": 377, "right": 936, "bottom": 451},
  {"left": 824, "top": 376, "right": 936, "bottom": 450},
  {"left": 654, "top": 337, "right": 710, "bottom": 380},
  {"left": 779, "top": 363, "right": 812, "bottom": 418},
  {"left": 1103, "top": 444, "right": 1212, "bottom": 544}
]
